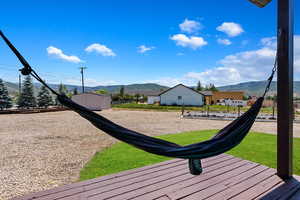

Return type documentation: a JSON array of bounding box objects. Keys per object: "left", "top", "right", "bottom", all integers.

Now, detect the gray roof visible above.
[{"left": 159, "top": 84, "right": 207, "bottom": 96}]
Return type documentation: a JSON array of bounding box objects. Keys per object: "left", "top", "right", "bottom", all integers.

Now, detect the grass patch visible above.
[
  {"left": 80, "top": 130, "right": 300, "bottom": 181},
  {"left": 113, "top": 103, "right": 276, "bottom": 114}
]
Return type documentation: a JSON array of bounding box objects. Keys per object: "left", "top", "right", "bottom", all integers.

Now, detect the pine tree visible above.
[
  {"left": 0, "top": 79, "right": 12, "bottom": 110},
  {"left": 37, "top": 85, "right": 53, "bottom": 108},
  {"left": 73, "top": 88, "right": 78, "bottom": 95},
  {"left": 18, "top": 76, "right": 37, "bottom": 108},
  {"left": 206, "top": 83, "right": 219, "bottom": 92},
  {"left": 134, "top": 93, "right": 140, "bottom": 103},
  {"left": 120, "top": 86, "right": 125, "bottom": 98},
  {"left": 58, "top": 83, "right": 67, "bottom": 95},
  {"left": 56, "top": 83, "right": 67, "bottom": 106},
  {"left": 196, "top": 81, "right": 203, "bottom": 91}
]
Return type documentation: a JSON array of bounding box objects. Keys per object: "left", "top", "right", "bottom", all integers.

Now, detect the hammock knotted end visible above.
[{"left": 188, "top": 159, "right": 203, "bottom": 175}]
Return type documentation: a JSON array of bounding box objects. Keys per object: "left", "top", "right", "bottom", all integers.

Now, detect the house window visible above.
[{"left": 178, "top": 96, "right": 182, "bottom": 100}]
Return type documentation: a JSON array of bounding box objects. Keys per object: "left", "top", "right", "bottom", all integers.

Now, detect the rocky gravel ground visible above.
[{"left": 1, "top": 109, "right": 298, "bottom": 200}]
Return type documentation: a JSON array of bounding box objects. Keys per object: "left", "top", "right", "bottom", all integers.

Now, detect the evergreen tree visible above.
[
  {"left": 134, "top": 93, "right": 141, "bottom": 103},
  {"left": 119, "top": 86, "right": 125, "bottom": 98},
  {"left": 196, "top": 81, "right": 203, "bottom": 91},
  {"left": 18, "top": 76, "right": 36, "bottom": 108},
  {"left": 206, "top": 83, "right": 219, "bottom": 92},
  {"left": 0, "top": 79, "right": 12, "bottom": 110},
  {"left": 56, "top": 83, "right": 68, "bottom": 106},
  {"left": 73, "top": 88, "right": 78, "bottom": 95},
  {"left": 37, "top": 85, "right": 53, "bottom": 108},
  {"left": 58, "top": 83, "right": 67, "bottom": 95}
]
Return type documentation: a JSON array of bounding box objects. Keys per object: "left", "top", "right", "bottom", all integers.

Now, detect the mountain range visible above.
[
  {"left": 4, "top": 81, "right": 169, "bottom": 96},
  {"left": 3, "top": 79, "right": 300, "bottom": 97}
]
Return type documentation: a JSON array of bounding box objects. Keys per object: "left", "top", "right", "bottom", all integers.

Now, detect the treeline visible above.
[
  {"left": 111, "top": 86, "right": 147, "bottom": 103},
  {"left": 195, "top": 81, "right": 218, "bottom": 92},
  {"left": 0, "top": 76, "right": 79, "bottom": 110}
]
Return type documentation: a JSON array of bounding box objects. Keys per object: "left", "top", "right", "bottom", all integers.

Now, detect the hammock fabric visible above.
[{"left": 0, "top": 30, "right": 274, "bottom": 175}]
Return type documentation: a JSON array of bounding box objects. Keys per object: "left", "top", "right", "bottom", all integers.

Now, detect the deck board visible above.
[{"left": 12, "top": 154, "right": 300, "bottom": 200}]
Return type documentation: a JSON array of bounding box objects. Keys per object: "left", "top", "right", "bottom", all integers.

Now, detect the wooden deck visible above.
[{"left": 13, "top": 154, "right": 300, "bottom": 200}]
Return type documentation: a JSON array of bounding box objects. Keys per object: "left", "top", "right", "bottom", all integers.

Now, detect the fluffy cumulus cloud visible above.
[
  {"left": 47, "top": 46, "right": 82, "bottom": 63},
  {"left": 170, "top": 34, "right": 207, "bottom": 49},
  {"left": 217, "top": 38, "right": 232, "bottom": 45},
  {"left": 216, "top": 22, "right": 244, "bottom": 37},
  {"left": 185, "top": 67, "right": 241, "bottom": 86},
  {"left": 137, "top": 45, "right": 155, "bottom": 53},
  {"left": 179, "top": 19, "right": 202, "bottom": 34},
  {"left": 85, "top": 43, "right": 116, "bottom": 57},
  {"left": 156, "top": 35, "right": 300, "bottom": 87}
]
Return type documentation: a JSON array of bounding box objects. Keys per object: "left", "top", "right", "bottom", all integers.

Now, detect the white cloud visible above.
[
  {"left": 260, "top": 37, "right": 277, "bottom": 48},
  {"left": 170, "top": 34, "right": 207, "bottom": 49},
  {"left": 137, "top": 45, "right": 155, "bottom": 53},
  {"left": 216, "top": 22, "right": 244, "bottom": 37},
  {"left": 154, "top": 35, "right": 300, "bottom": 87},
  {"left": 185, "top": 67, "right": 241, "bottom": 86},
  {"left": 179, "top": 19, "right": 202, "bottom": 34},
  {"left": 177, "top": 52, "right": 184, "bottom": 56},
  {"left": 46, "top": 46, "right": 82, "bottom": 63},
  {"left": 85, "top": 43, "right": 116, "bottom": 57},
  {"left": 217, "top": 38, "right": 232, "bottom": 45}
]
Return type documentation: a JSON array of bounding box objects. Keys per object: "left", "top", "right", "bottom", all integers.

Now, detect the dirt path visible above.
[{"left": 0, "top": 109, "right": 297, "bottom": 199}]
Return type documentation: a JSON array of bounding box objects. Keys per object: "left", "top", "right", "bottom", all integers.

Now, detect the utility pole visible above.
[{"left": 79, "top": 67, "right": 87, "bottom": 93}]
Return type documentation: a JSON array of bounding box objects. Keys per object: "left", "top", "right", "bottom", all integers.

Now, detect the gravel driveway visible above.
[{"left": 1, "top": 109, "right": 298, "bottom": 199}]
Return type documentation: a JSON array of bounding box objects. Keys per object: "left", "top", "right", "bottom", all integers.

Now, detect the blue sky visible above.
[{"left": 0, "top": 0, "right": 299, "bottom": 87}]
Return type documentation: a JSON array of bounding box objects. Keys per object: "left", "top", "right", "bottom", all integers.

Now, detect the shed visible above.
[
  {"left": 147, "top": 95, "right": 160, "bottom": 104},
  {"left": 71, "top": 93, "right": 111, "bottom": 111},
  {"left": 159, "top": 84, "right": 204, "bottom": 106}
]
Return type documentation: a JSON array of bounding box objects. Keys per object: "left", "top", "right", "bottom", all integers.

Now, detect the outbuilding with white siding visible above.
[{"left": 159, "top": 84, "right": 204, "bottom": 106}]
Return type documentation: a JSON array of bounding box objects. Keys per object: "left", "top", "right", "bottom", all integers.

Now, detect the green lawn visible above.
[
  {"left": 113, "top": 103, "right": 276, "bottom": 114},
  {"left": 80, "top": 130, "right": 300, "bottom": 181}
]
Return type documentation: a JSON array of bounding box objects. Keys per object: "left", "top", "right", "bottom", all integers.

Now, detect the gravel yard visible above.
[{"left": 1, "top": 109, "right": 299, "bottom": 199}]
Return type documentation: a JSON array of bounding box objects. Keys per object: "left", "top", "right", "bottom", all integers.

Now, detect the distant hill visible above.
[
  {"left": 6, "top": 79, "right": 300, "bottom": 97},
  {"left": 3, "top": 80, "right": 168, "bottom": 96},
  {"left": 217, "top": 81, "right": 300, "bottom": 96}
]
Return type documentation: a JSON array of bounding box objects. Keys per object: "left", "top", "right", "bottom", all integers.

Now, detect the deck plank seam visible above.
[
  {"left": 211, "top": 169, "right": 277, "bottom": 200},
  {"left": 171, "top": 163, "right": 261, "bottom": 200},
  {"left": 126, "top": 160, "right": 253, "bottom": 200},
  {"left": 86, "top": 158, "right": 245, "bottom": 199},
  {"left": 230, "top": 175, "right": 283, "bottom": 200},
  {"left": 126, "top": 158, "right": 249, "bottom": 200},
  {"left": 35, "top": 156, "right": 234, "bottom": 200}
]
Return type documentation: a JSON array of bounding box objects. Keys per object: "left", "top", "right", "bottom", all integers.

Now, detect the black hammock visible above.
[{"left": 0, "top": 30, "right": 276, "bottom": 175}]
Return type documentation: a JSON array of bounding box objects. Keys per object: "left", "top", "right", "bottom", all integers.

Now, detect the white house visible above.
[
  {"left": 71, "top": 93, "right": 111, "bottom": 111},
  {"left": 159, "top": 84, "right": 204, "bottom": 106}
]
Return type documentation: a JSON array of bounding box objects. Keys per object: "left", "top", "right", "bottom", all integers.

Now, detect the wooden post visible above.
[
  {"left": 207, "top": 105, "right": 210, "bottom": 117},
  {"left": 277, "top": 0, "right": 294, "bottom": 180},
  {"left": 272, "top": 100, "right": 275, "bottom": 119}
]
